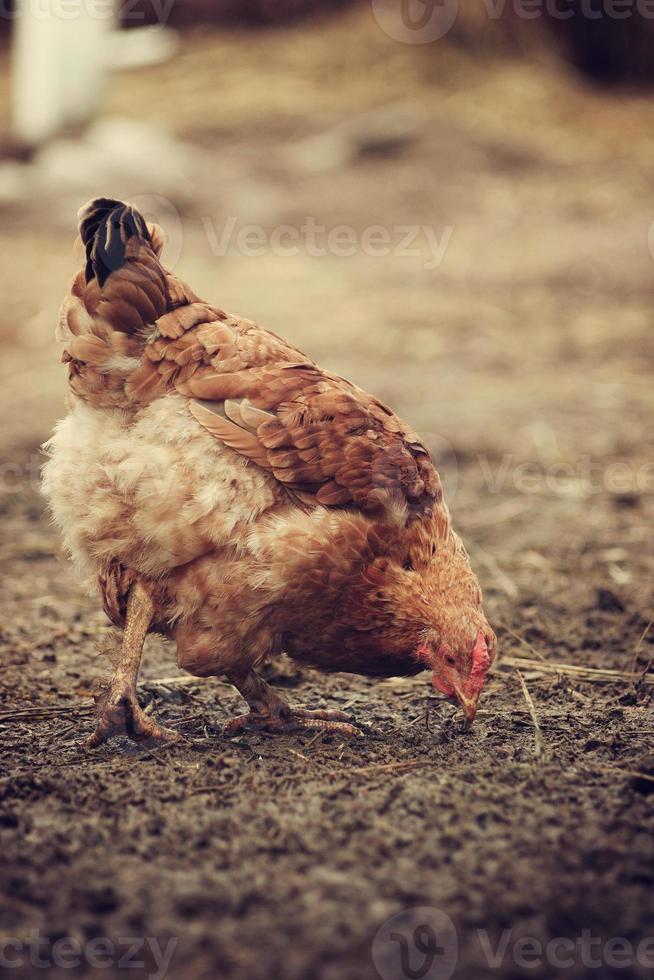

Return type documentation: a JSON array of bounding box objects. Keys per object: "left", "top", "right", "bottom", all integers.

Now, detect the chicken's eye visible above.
[{"left": 444, "top": 654, "right": 456, "bottom": 666}]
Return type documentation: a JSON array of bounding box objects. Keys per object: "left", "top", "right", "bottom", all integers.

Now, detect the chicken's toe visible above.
[
  {"left": 293, "top": 707, "right": 353, "bottom": 723},
  {"left": 224, "top": 707, "right": 363, "bottom": 739},
  {"left": 85, "top": 683, "right": 180, "bottom": 748},
  {"left": 289, "top": 714, "right": 365, "bottom": 738}
]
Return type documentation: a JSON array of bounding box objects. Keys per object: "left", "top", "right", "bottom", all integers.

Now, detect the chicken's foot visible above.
[
  {"left": 86, "top": 581, "right": 180, "bottom": 748},
  {"left": 225, "top": 669, "right": 363, "bottom": 738}
]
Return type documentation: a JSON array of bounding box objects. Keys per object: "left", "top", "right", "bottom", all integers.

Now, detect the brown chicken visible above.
[{"left": 42, "top": 198, "right": 496, "bottom": 747}]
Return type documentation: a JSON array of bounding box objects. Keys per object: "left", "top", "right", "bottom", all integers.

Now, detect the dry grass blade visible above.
[
  {"left": 138, "top": 745, "right": 176, "bottom": 769},
  {"left": 474, "top": 547, "right": 518, "bottom": 599},
  {"left": 187, "top": 784, "right": 225, "bottom": 797},
  {"left": 500, "top": 623, "right": 548, "bottom": 663},
  {"left": 630, "top": 620, "right": 653, "bottom": 675},
  {"left": 0, "top": 705, "right": 93, "bottom": 722},
  {"left": 580, "top": 764, "right": 654, "bottom": 785},
  {"left": 515, "top": 671, "right": 544, "bottom": 758},
  {"left": 618, "top": 770, "right": 654, "bottom": 784},
  {"left": 327, "top": 759, "right": 434, "bottom": 779},
  {"left": 499, "top": 655, "right": 654, "bottom": 686}
]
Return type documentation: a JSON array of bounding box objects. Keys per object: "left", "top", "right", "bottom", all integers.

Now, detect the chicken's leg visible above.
[
  {"left": 225, "top": 669, "right": 363, "bottom": 737},
  {"left": 86, "top": 581, "right": 179, "bottom": 748}
]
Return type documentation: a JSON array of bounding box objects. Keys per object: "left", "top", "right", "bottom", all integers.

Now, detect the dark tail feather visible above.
[{"left": 78, "top": 198, "right": 153, "bottom": 288}]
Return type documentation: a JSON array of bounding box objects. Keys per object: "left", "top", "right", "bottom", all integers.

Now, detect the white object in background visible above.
[
  {"left": 11, "top": 0, "right": 116, "bottom": 147},
  {"left": 106, "top": 25, "right": 179, "bottom": 71}
]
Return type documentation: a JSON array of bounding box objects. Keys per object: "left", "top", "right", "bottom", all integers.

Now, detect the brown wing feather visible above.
[
  {"left": 189, "top": 401, "right": 271, "bottom": 469},
  {"left": 112, "top": 297, "right": 442, "bottom": 515},
  {"left": 68, "top": 200, "right": 440, "bottom": 517},
  {"left": 180, "top": 356, "right": 441, "bottom": 515}
]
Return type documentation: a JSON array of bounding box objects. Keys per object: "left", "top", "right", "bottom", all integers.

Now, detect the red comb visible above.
[{"left": 470, "top": 630, "right": 490, "bottom": 684}]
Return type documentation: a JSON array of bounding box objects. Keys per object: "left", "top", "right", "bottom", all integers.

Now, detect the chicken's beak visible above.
[{"left": 453, "top": 686, "right": 479, "bottom": 726}]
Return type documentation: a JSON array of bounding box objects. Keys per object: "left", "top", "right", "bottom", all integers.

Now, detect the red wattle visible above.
[
  {"left": 432, "top": 673, "right": 454, "bottom": 696},
  {"left": 470, "top": 630, "right": 490, "bottom": 681}
]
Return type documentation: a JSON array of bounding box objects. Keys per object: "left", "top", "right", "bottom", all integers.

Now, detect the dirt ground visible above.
[{"left": 1, "top": 10, "right": 654, "bottom": 980}]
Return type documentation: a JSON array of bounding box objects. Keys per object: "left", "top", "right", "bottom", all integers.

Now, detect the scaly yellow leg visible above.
[{"left": 86, "top": 581, "right": 180, "bottom": 748}]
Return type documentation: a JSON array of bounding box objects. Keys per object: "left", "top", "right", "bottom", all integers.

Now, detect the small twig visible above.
[
  {"left": 146, "top": 681, "right": 207, "bottom": 707},
  {"left": 54, "top": 721, "right": 79, "bottom": 740},
  {"left": 499, "top": 655, "right": 654, "bottom": 686},
  {"left": 499, "top": 623, "right": 548, "bottom": 663},
  {"left": 304, "top": 730, "right": 327, "bottom": 750},
  {"left": 618, "top": 769, "right": 654, "bottom": 784},
  {"left": 388, "top": 713, "right": 424, "bottom": 736},
  {"left": 474, "top": 547, "right": 518, "bottom": 599},
  {"left": 630, "top": 620, "right": 653, "bottom": 675},
  {"left": 515, "top": 671, "right": 544, "bottom": 758},
  {"left": 186, "top": 783, "right": 224, "bottom": 797},
  {"left": 327, "top": 759, "right": 434, "bottom": 779},
  {"left": 339, "top": 695, "right": 363, "bottom": 711},
  {"left": 581, "top": 763, "right": 654, "bottom": 785},
  {"left": 175, "top": 711, "right": 211, "bottom": 726},
  {"left": 138, "top": 745, "right": 179, "bottom": 768},
  {"left": 0, "top": 704, "right": 93, "bottom": 723},
  {"left": 637, "top": 656, "right": 654, "bottom": 692}
]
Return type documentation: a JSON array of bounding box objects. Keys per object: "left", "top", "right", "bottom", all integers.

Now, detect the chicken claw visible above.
[
  {"left": 225, "top": 706, "right": 363, "bottom": 739},
  {"left": 86, "top": 682, "right": 180, "bottom": 747},
  {"left": 226, "top": 669, "right": 364, "bottom": 738},
  {"left": 85, "top": 578, "right": 179, "bottom": 749}
]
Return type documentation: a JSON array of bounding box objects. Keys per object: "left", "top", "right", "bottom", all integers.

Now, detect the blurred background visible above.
[{"left": 1, "top": 3, "right": 654, "bottom": 979}]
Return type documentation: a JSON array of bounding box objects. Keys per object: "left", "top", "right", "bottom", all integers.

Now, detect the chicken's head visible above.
[
  {"left": 344, "top": 515, "right": 496, "bottom": 724},
  {"left": 415, "top": 618, "right": 496, "bottom": 725}
]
